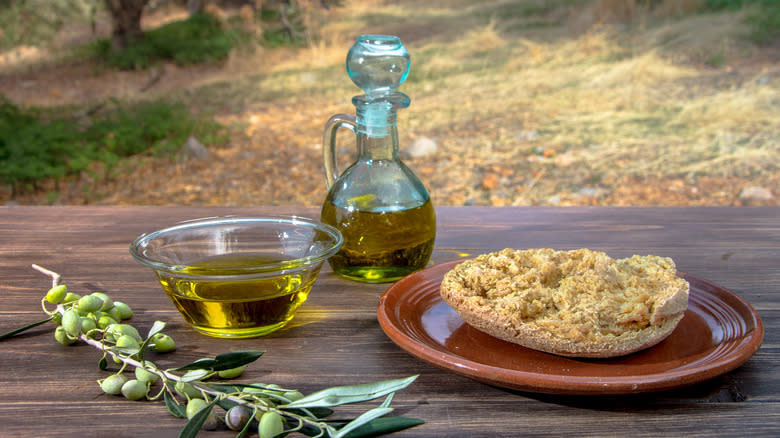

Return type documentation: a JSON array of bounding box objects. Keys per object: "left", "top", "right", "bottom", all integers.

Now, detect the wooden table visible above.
[{"left": 1, "top": 206, "right": 778, "bottom": 437}]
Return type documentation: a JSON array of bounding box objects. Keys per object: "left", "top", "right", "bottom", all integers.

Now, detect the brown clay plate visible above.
[{"left": 377, "top": 260, "right": 764, "bottom": 395}]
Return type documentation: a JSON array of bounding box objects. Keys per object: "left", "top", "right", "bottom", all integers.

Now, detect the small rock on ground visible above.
[
  {"left": 404, "top": 136, "right": 437, "bottom": 159},
  {"left": 739, "top": 186, "right": 773, "bottom": 201},
  {"left": 181, "top": 136, "right": 210, "bottom": 161}
]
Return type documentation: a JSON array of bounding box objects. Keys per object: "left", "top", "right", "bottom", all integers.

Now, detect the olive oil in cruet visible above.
[{"left": 320, "top": 35, "right": 436, "bottom": 283}]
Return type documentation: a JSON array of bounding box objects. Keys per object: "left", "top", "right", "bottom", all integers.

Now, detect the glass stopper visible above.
[{"left": 346, "top": 35, "right": 410, "bottom": 96}]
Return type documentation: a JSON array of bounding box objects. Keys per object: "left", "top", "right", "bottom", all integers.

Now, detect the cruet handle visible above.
[{"left": 322, "top": 113, "right": 357, "bottom": 190}]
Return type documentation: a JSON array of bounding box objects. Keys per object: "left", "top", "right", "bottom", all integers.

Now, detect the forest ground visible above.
[{"left": 0, "top": 0, "right": 777, "bottom": 207}]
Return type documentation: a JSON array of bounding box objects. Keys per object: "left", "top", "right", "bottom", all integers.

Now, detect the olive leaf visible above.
[
  {"left": 174, "top": 358, "right": 216, "bottom": 371},
  {"left": 146, "top": 320, "right": 166, "bottom": 339},
  {"left": 333, "top": 407, "right": 393, "bottom": 438},
  {"left": 165, "top": 390, "right": 187, "bottom": 419},
  {"left": 135, "top": 320, "right": 166, "bottom": 363},
  {"left": 283, "top": 406, "right": 335, "bottom": 420},
  {"left": 207, "top": 383, "right": 242, "bottom": 393},
  {"left": 173, "top": 350, "right": 264, "bottom": 372},
  {"left": 180, "top": 369, "right": 211, "bottom": 382},
  {"left": 179, "top": 398, "right": 217, "bottom": 438},
  {"left": 227, "top": 382, "right": 294, "bottom": 393},
  {"left": 298, "top": 423, "right": 327, "bottom": 437},
  {"left": 341, "top": 416, "right": 426, "bottom": 438},
  {"left": 380, "top": 393, "right": 394, "bottom": 408},
  {"left": 206, "top": 382, "right": 341, "bottom": 418},
  {"left": 216, "top": 398, "right": 239, "bottom": 412},
  {"left": 0, "top": 315, "right": 54, "bottom": 341},
  {"left": 212, "top": 350, "right": 265, "bottom": 371},
  {"left": 282, "top": 375, "right": 419, "bottom": 409}
]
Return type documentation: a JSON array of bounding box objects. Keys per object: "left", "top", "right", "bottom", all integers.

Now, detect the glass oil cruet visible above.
[{"left": 320, "top": 34, "right": 436, "bottom": 283}]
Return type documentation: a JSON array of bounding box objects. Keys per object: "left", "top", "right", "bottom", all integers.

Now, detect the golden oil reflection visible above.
[
  {"left": 426, "top": 249, "right": 473, "bottom": 268},
  {"left": 284, "top": 305, "right": 330, "bottom": 329}
]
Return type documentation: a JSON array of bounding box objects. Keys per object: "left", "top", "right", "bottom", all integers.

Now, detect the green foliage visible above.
[
  {"left": 0, "top": 97, "right": 225, "bottom": 187},
  {"left": 745, "top": 2, "right": 780, "bottom": 45},
  {"left": 706, "top": 0, "right": 779, "bottom": 11},
  {"left": 707, "top": 52, "right": 727, "bottom": 67},
  {"left": 0, "top": 99, "right": 69, "bottom": 183},
  {"left": 0, "top": 0, "right": 94, "bottom": 51},
  {"left": 92, "top": 13, "right": 239, "bottom": 70},
  {"left": 90, "top": 7, "right": 338, "bottom": 70},
  {"left": 705, "top": 0, "right": 780, "bottom": 45}
]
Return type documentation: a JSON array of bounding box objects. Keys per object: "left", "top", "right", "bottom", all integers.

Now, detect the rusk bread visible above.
[{"left": 440, "top": 248, "right": 690, "bottom": 358}]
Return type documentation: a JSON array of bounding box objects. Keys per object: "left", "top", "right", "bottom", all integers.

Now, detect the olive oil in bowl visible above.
[
  {"left": 156, "top": 254, "right": 319, "bottom": 338},
  {"left": 130, "top": 216, "right": 342, "bottom": 339}
]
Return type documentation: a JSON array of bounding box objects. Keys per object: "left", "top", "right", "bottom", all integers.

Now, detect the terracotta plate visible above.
[{"left": 377, "top": 260, "right": 764, "bottom": 395}]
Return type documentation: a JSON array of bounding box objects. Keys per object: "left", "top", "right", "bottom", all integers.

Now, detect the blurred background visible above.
[{"left": 0, "top": 0, "right": 777, "bottom": 207}]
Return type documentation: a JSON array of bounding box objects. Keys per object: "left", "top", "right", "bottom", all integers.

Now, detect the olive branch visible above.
[{"left": 0, "top": 265, "right": 423, "bottom": 438}]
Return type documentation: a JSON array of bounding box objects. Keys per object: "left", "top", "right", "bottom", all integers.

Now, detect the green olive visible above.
[
  {"left": 98, "top": 315, "right": 118, "bottom": 330},
  {"left": 258, "top": 411, "right": 284, "bottom": 438},
  {"left": 135, "top": 365, "right": 160, "bottom": 384},
  {"left": 185, "top": 400, "right": 219, "bottom": 430},
  {"left": 90, "top": 292, "right": 114, "bottom": 311},
  {"left": 115, "top": 334, "right": 141, "bottom": 350},
  {"left": 115, "top": 324, "right": 141, "bottom": 342},
  {"left": 106, "top": 306, "right": 122, "bottom": 322},
  {"left": 175, "top": 381, "right": 203, "bottom": 399},
  {"left": 63, "top": 292, "right": 81, "bottom": 304},
  {"left": 217, "top": 365, "right": 247, "bottom": 379},
  {"left": 103, "top": 324, "right": 119, "bottom": 342},
  {"left": 151, "top": 333, "right": 176, "bottom": 353},
  {"left": 100, "top": 373, "right": 128, "bottom": 395},
  {"left": 50, "top": 312, "right": 62, "bottom": 325},
  {"left": 80, "top": 317, "right": 98, "bottom": 336},
  {"left": 225, "top": 405, "right": 252, "bottom": 431},
  {"left": 76, "top": 294, "right": 103, "bottom": 313},
  {"left": 45, "top": 285, "right": 68, "bottom": 304},
  {"left": 102, "top": 324, "right": 118, "bottom": 342},
  {"left": 88, "top": 311, "right": 107, "bottom": 322},
  {"left": 112, "top": 301, "right": 133, "bottom": 320},
  {"left": 61, "top": 309, "right": 81, "bottom": 338},
  {"left": 54, "top": 326, "right": 76, "bottom": 345},
  {"left": 185, "top": 398, "right": 209, "bottom": 419},
  {"left": 121, "top": 379, "right": 148, "bottom": 401}
]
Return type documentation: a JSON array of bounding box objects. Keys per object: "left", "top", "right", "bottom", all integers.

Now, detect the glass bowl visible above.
[{"left": 130, "top": 216, "right": 343, "bottom": 338}]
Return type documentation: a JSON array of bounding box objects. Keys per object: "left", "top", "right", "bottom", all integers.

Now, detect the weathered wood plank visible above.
[{"left": 0, "top": 206, "right": 778, "bottom": 437}]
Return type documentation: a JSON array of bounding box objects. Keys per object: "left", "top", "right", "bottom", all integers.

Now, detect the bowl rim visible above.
[{"left": 129, "top": 215, "right": 343, "bottom": 277}]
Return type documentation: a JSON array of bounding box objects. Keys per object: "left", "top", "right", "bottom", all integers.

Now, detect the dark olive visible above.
[{"left": 225, "top": 405, "right": 252, "bottom": 431}]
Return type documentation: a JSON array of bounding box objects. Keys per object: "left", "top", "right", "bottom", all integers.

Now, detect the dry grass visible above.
[
  {"left": 0, "top": 0, "right": 777, "bottom": 206},
  {"left": 381, "top": 0, "right": 778, "bottom": 204}
]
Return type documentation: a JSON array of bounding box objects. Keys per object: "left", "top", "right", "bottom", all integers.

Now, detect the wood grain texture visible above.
[{"left": 0, "top": 206, "right": 778, "bottom": 437}]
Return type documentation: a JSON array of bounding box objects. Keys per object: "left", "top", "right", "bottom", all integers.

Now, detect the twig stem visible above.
[
  {"left": 32, "top": 264, "right": 61, "bottom": 288},
  {"left": 31, "top": 265, "right": 328, "bottom": 432}
]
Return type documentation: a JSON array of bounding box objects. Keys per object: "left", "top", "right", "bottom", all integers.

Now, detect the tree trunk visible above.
[
  {"left": 187, "top": 0, "right": 202, "bottom": 16},
  {"left": 104, "top": 0, "right": 149, "bottom": 51}
]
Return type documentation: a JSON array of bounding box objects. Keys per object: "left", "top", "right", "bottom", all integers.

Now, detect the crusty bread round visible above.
[{"left": 440, "top": 248, "right": 689, "bottom": 358}]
